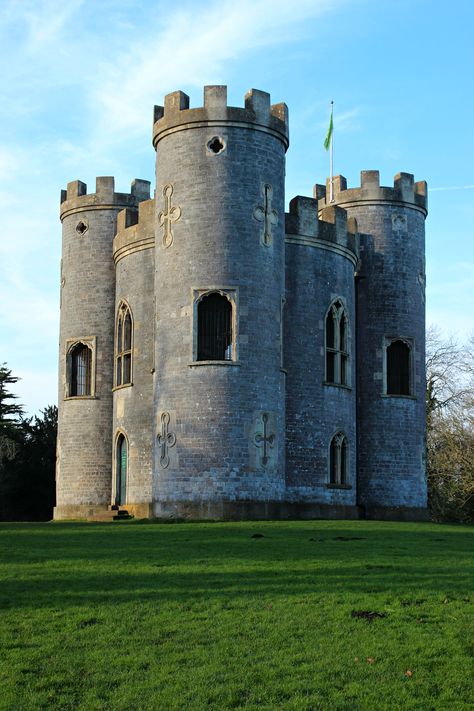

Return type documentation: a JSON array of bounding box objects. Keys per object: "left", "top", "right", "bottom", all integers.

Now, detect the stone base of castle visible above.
[{"left": 53, "top": 501, "right": 429, "bottom": 522}]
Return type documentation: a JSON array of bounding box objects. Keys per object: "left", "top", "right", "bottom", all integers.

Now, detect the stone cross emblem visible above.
[
  {"left": 254, "top": 412, "right": 275, "bottom": 466},
  {"left": 157, "top": 411, "right": 176, "bottom": 468},
  {"left": 253, "top": 183, "right": 278, "bottom": 247},
  {"left": 158, "top": 184, "right": 181, "bottom": 248}
]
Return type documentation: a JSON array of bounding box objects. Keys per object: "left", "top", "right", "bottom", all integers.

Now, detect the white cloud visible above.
[{"left": 91, "top": 0, "right": 339, "bottom": 141}]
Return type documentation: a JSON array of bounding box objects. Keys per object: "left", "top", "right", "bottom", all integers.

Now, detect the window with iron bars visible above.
[
  {"left": 197, "top": 292, "right": 233, "bottom": 361},
  {"left": 386, "top": 338, "right": 411, "bottom": 395},
  {"left": 70, "top": 343, "right": 92, "bottom": 396}
]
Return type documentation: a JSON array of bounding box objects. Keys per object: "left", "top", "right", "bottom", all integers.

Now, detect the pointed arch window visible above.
[
  {"left": 115, "top": 433, "right": 127, "bottom": 506},
  {"left": 115, "top": 303, "right": 133, "bottom": 386},
  {"left": 197, "top": 292, "right": 233, "bottom": 361},
  {"left": 68, "top": 342, "right": 93, "bottom": 396},
  {"left": 329, "top": 432, "right": 348, "bottom": 485},
  {"left": 386, "top": 338, "right": 411, "bottom": 395},
  {"left": 325, "top": 300, "right": 350, "bottom": 386}
]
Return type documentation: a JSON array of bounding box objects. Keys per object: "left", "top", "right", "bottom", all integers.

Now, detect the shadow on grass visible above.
[{"left": 0, "top": 521, "right": 472, "bottom": 611}]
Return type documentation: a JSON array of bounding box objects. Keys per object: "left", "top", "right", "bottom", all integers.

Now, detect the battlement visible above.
[
  {"left": 152, "top": 85, "right": 289, "bottom": 150},
  {"left": 315, "top": 171, "right": 427, "bottom": 215},
  {"left": 285, "top": 196, "right": 358, "bottom": 263},
  {"left": 113, "top": 198, "right": 155, "bottom": 263},
  {"left": 60, "top": 177, "right": 151, "bottom": 221}
]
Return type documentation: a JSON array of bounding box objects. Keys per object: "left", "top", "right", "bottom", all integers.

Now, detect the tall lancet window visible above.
[
  {"left": 329, "top": 432, "right": 348, "bottom": 485},
  {"left": 325, "top": 300, "right": 350, "bottom": 386},
  {"left": 115, "top": 302, "right": 133, "bottom": 386}
]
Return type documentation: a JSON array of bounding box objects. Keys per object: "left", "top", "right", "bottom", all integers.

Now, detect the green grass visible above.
[{"left": 0, "top": 520, "right": 472, "bottom": 711}]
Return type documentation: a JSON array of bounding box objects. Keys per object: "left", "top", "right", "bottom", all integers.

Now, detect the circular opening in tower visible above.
[
  {"left": 76, "top": 220, "right": 88, "bottom": 235},
  {"left": 207, "top": 136, "right": 225, "bottom": 155}
]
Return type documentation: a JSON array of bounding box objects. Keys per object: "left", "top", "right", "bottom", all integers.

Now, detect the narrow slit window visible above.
[
  {"left": 386, "top": 339, "right": 411, "bottom": 395},
  {"left": 115, "top": 433, "right": 127, "bottom": 506},
  {"left": 115, "top": 303, "right": 133, "bottom": 386},
  {"left": 70, "top": 343, "right": 92, "bottom": 396},
  {"left": 197, "top": 292, "right": 232, "bottom": 361}
]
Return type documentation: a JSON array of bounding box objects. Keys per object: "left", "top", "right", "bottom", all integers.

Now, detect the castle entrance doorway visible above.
[{"left": 115, "top": 434, "right": 127, "bottom": 505}]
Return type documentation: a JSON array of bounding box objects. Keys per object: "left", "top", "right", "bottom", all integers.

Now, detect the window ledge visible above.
[
  {"left": 188, "top": 360, "right": 241, "bottom": 367},
  {"left": 112, "top": 383, "right": 133, "bottom": 392},
  {"left": 64, "top": 395, "right": 97, "bottom": 401},
  {"left": 323, "top": 382, "right": 352, "bottom": 391},
  {"left": 382, "top": 394, "right": 416, "bottom": 400},
  {"left": 326, "top": 483, "right": 352, "bottom": 490}
]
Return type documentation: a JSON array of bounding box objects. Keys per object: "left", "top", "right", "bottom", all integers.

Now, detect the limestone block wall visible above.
[
  {"left": 151, "top": 86, "right": 288, "bottom": 510},
  {"left": 318, "top": 172, "right": 428, "bottom": 511},
  {"left": 284, "top": 198, "right": 358, "bottom": 505},
  {"left": 112, "top": 197, "right": 154, "bottom": 506}
]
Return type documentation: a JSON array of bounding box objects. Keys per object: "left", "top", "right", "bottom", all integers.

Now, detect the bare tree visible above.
[{"left": 426, "top": 328, "right": 474, "bottom": 522}]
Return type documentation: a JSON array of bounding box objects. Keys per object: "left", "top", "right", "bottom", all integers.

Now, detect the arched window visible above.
[
  {"left": 197, "top": 292, "right": 233, "bottom": 361},
  {"left": 325, "top": 300, "right": 349, "bottom": 385},
  {"left": 115, "top": 433, "right": 127, "bottom": 505},
  {"left": 69, "top": 343, "right": 92, "bottom": 396},
  {"left": 386, "top": 339, "right": 411, "bottom": 395},
  {"left": 329, "top": 432, "right": 348, "bottom": 485},
  {"left": 115, "top": 302, "right": 133, "bottom": 386}
]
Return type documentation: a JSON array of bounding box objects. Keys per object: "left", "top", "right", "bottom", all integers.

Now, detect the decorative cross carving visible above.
[
  {"left": 254, "top": 413, "right": 275, "bottom": 466},
  {"left": 157, "top": 411, "right": 176, "bottom": 468},
  {"left": 253, "top": 183, "right": 278, "bottom": 246},
  {"left": 158, "top": 184, "right": 181, "bottom": 248}
]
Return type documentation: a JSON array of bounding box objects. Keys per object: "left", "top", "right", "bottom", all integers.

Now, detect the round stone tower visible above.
[
  {"left": 284, "top": 197, "right": 359, "bottom": 514},
  {"left": 151, "top": 86, "right": 289, "bottom": 518},
  {"left": 55, "top": 177, "right": 144, "bottom": 519},
  {"left": 317, "top": 171, "right": 428, "bottom": 517}
]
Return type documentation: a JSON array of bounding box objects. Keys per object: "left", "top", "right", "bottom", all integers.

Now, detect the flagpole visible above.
[{"left": 329, "top": 100, "right": 334, "bottom": 202}]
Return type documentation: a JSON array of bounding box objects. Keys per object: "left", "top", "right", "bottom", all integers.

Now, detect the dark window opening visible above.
[
  {"left": 329, "top": 432, "right": 348, "bottom": 485},
  {"left": 325, "top": 300, "right": 349, "bottom": 386},
  {"left": 387, "top": 339, "right": 410, "bottom": 395},
  {"left": 116, "top": 434, "right": 127, "bottom": 506},
  {"left": 115, "top": 304, "right": 133, "bottom": 386},
  {"left": 197, "top": 292, "right": 232, "bottom": 361},
  {"left": 207, "top": 137, "right": 225, "bottom": 154},
  {"left": 70, "top": 343, "right": 92, "bottom": 396},
  {"left": 76, "top": 220, "right": 88, "bottom": 235}
]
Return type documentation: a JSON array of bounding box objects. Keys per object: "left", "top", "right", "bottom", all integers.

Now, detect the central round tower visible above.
[{"left": 151, "top": 86, "right": 289, "bottom": 517}]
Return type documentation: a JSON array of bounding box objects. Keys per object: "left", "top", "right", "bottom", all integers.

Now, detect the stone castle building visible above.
[{"left": 54, "top": 86, "right": 428, "bottom": 521}]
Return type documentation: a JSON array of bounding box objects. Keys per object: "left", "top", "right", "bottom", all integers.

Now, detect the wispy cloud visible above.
[
  {"left": 430, "top": 184, "right": 474, "bottom": 192},
  {"left": 91, "top": 0, "right": 340, "bottom": 142}
]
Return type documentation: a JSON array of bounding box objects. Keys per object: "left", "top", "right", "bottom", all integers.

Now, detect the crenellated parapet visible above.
[
  {"left": 152, "top": 85, "right": 289, "bottom": 150},
  {"left": 60, "top": 177, "right": 151, "bottom": 221},
  {"left": 285, "top": 196, "right": 359, "bottom": 266},
  {"left": 113, "top": 198, "right": 155, "bottom": 263},
  {"left": 315, "top": 171, "right": 427, "bottom": 216}
]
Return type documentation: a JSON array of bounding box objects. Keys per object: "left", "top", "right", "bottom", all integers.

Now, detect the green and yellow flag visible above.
[{"left": 324, "top": 103, "right": 333, "bottom": 151}]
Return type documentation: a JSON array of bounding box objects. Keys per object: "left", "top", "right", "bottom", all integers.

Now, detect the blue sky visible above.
[{"left": 1, "top": 0, "right": 473, "bottom": 415}]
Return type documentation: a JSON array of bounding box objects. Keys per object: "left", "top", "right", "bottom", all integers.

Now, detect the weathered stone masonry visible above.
[{"left": 54, "top": 86, "right": 428, "bottom": 521}]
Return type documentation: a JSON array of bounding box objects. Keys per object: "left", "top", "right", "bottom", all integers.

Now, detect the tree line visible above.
[{"left": 1, "top": 331, "right": 473, "bottom": 521}]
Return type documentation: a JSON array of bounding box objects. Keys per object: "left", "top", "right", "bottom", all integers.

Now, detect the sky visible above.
[{"left": 1, "top": 0, "right": 473, "bottom": 416}]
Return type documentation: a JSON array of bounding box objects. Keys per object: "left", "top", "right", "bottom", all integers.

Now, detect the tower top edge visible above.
[
  {"left": 59, "top": 177, "right": 150, "bottom": 220},
  {"left": 315, "top": 171, "right": 428, "bottom": 215},
  {"left": 152, "top": 86, "right": 289, "bottom": 148}
]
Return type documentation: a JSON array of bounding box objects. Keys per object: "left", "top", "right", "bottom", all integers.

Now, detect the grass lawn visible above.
[{"left": 0, "top": 519, "right": 472, "bottom": 711}]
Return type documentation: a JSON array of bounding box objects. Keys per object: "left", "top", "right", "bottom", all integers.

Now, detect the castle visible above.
[{"left": 54, "top": 86, "right": 428, "bottom": 521}]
